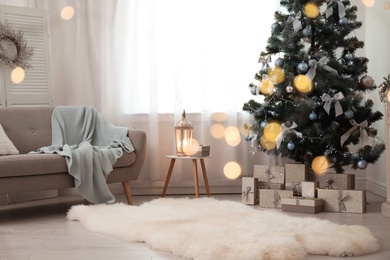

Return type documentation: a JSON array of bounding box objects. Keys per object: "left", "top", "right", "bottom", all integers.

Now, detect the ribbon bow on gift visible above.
[
  {"left": 340, "top": 119, "right": 369, "bottom": 146},
  {"left": 306, "top": 57, "right": 338, "bottom": 81},
  {"left": 265, "top": 168, "right": 276, "bottom": 180},
  {"left": 275, "top": 121, "right": 303, "bottom": 149},
  {"left": 258, "top": 55, "right": 271, "bottom": 71},
  {"left": 272, "top": 191, "right": 280, "bottom": 208},
  {"left": 286, "top": 11, "right": 302, "bottom": 33},
  {"left": 242, "top": 186, "right": 251, "bottom": 199},
  {"left": 322, "top": 92, "right": 344, "bottom": 117},
  {"left": 325, "top": 0, "right": 346, "bottom": 19},
  {"left": 337, "top": 189, "right": 347, "bottom": 212}
]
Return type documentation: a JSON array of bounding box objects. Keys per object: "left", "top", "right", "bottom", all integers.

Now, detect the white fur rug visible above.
[{"left": 67, "top": 197, "right": 380, "bottom": 260}]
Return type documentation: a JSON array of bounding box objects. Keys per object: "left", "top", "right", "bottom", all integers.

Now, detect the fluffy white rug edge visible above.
[{"left": 67, "top": 197, "right": 380, "bottom": 260}]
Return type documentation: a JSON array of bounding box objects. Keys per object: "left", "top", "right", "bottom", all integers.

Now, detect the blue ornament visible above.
[
  {"left": 287, "top": 142, "right": 296, "bottom": 150},
  {"left": 297, "top": 62, "right": 309, "bottom": 73},
  {"left": 260, "top": 121, "right": 268, "bottom": 128},
  {"left": 357, "top": 159, "right": 368, "bottom": 169},
  {"left": 309, "top": 111, "right": 318, "bottom": 121},
  {"left": 271, "top": 22, "right": 281, "bottom": 32},
  {"left": 339, "top": 17, "right": 349, "bottom": 25},
  {"left": 250, "top": 85, "right": 257, "bottom": 95},
  {"left": 302, "top": 27, "right": 311, "bottom": 37},
  {"left": 344, "top": 110, "right": 354, "bottom": 119},
  {"left": 344, "top": 52, "right": 353, "bottom": 61},
  {"left": 275, "top": 58, "right": 284, "bottom": 67}
]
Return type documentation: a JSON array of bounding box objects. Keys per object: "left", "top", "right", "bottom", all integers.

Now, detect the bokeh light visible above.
[
  {"left": 305, "top": 2, "right": 319, "bottom": 18},
  {"left": 11, "top": 67, "right": 25, "bottom": 83},
  {"left": 224, "top": 161, "right": 241, "bottom": 179},
  {"left": 225, "top": 126, "right": 241, "bottom": 147},
  {"left": 263, "top": 122, "right": 281, "bottom": 142},
  {"left": 267, "top": 66, "right": 285, "bottom": 84},
  {"left": 61, "top": 6, "right": 75, "bottom": 20},
  {"left": 212, "top": 112, "right": 227, "bottom": 123},
  {"left": 186, "top": 138, "right": 200, "bottom": 156},
  {"left": 312, "top": 156, "right": 330, "bottom": 175},
  {"left": 387, "top": 91, "right": 390, "bottom": 103},
  {"left": 259, "top": 78, "right": 274, "bottom": 95},
  {"left": 210, "top": 123, "right": 225, "bottom": 139},
  {"left": 260, "top": 136, "right": 276, "bottom": 150},
  {"left": 361, "top": 0, "right": 375, "bottom": 7},
  {"left": 294, "top": 74, "right": 313, "bottom": 93}
]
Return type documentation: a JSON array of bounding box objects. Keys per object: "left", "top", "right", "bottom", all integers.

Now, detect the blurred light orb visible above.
[
  {"left": 305, "top": 2, "right": 319, "bottom": 18},
  {"left": 225, "top": 126, "right": 241, "bottom": 147},
  {"left": 11, "top": 67, "right": 25, "bottom": 83},
  {"left": 259, "top": 78, "right": 274, "bottom": 95},
  {"left": 61, "top": 6, "right": 75, "bottom": 20},
  {"left": 212, "top": 112, "right": 227, "bottom": 123},
  {"left": 362, "top": 0, "right": 375, "bottom": 7},
  {"left": 224, "top": 161, "right": 241, "bottom": 179},
  {"left": 294, "top": 74, "right": 313, "bottom": 93},
  {"left": 267, "top": 66, "right": 285, "bottom": 84},
  {"left": 260, "top": 136, "right": 276, "bottom": 150},
  {"left": 263, "top": 122, "right": 281, "bottom": 142},
  {"left": 186, "top": 138, "right": 200, "bottom": 156},
  {"left": 312, "top": 156, "right": 329, "bottom": 175},
  {"left": 210, "top": 123, "right": 225, "bottom": 139},
  {"left": 387, "top": 91, "right": 390, "bottom": 103}
]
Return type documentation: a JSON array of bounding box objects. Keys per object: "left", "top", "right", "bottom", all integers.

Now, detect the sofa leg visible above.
[{"left": 122, "top": 181, "right": 133, "bottom": 205}]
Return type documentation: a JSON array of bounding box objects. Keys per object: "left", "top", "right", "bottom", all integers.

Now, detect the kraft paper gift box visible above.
[
  {"left": 317, "top": 189, "right": 366, "bottom": 213},
  {"left": 301, "top": 181, "right": 319, "bottom": 198},
  {"left": 259, "top": 189, "right": 294, "bottom": 209},
  {"left": 190, "top": 145, "right": 210, "bottom": 157},
  {"left": 281, "top": 197, "right": 323, "bottom": 214},
  {"left": 242, "top": 177, "right": 258, "bottom": 205},
  {"left": 285, "top": 163, "right": 309, "bottom": 195},
  {"left": 313, "top": 173, "right": 355, "bottom": 190},
  {"left": 254, "top": 165, "right": 284, "bottom": 184},
  {"left": 258, "top": 182, "right": 285, "bottom": 190}
]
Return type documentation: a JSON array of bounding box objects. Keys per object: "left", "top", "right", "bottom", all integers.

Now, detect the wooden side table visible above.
[{"left": 162, "top": 155, "right": 211, "bottom": 198}]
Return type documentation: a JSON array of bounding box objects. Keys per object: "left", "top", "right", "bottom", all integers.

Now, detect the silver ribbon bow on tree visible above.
[
  {"left": 286, "top": 11, "right": 302, "bottom": 33},
  {"left": 337, "top": 189, "right": 347, "bottom": 212},
  {"left": 340, "top": 119, "right": 369, "bottom": 146},
  {"left": 242, "top": 186, "right": 251, "bottom": 199},
  {"left": 258, "top": 55, "right": 271, "bottom": 71},
  {"left": 275, "top": 121, "right": 303, "bottom": 149},
  {"left": 321, "top": 92, "right": 344, "bottom": 117},
  {"left": 325, "top": 0, "right": 346, "bottom": 19},
  {"left": 306, "top": 57, "right": 338, "bottom": 81}
]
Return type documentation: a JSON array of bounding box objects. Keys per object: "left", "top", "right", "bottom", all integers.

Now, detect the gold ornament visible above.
[
  {"left": 294, "top": 74, "right": 313, "bottom": 93},
  {"left": 260, "top": 136, "right": 276, "bottom": 150},
  {"left": 268, "top": 66, "right": 285, "bottom": 84},
  {"left": 305, "top": 2, "right": 319, "bottom": 19}
]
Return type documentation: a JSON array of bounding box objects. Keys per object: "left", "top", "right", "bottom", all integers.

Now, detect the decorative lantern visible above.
[{"left": 175, "top": 110, "right": 193, "bottom": 156}]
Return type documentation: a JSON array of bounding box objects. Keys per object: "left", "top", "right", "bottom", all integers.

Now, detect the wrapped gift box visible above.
[
  {"left": 313, "top": 173, "right": 355, "bottom": 190},
  {"left": 285, "top": 163, "right": 309, "bottom": 195},
  {"left": 301, "top": 181, "right": 319, "bottom": 198},
  {"left": 317, "top": 189, "right": 366, "bottom": 213},
  {"left": 242, "top": 177, "right": 258, "bottom": 205},
  {"left": 191, "top": 145, "right": 210, "bottom": 157},
  {"left": 281, "top": 197, "right": 323, "bottom": 214},
  {"left": 259, "top": 189, "right": 294, "bottom": 209},
  {"left": 254, "top": 165, "right": 284, "bottom": 184},
  {"left": 258, "top": 182, "right": 284, "bottom": 190}
]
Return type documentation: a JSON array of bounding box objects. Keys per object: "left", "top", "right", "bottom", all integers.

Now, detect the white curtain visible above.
[{"left": 0, "top": 0, "right": 278, "bottom": 189}]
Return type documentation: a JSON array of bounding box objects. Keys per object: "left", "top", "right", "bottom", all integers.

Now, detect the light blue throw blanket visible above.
[{"left": 36, "top": 106, "right": 134, "bottom": 204}]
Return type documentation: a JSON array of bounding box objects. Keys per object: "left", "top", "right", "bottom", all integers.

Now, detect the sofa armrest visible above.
[{"left": 127, "top": 129, "right": 147, "bottom": 179}]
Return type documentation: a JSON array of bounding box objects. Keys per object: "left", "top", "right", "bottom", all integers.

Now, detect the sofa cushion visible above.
[
  {"left": 0, "top": 123, "right": 19, "bottom": 155},
  {"left": 0, "top": 152, "right": 136, "bottom": 178}
]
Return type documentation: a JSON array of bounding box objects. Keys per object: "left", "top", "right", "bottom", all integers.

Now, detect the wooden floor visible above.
[{"left": 1, "top": 192, "right": 390, "bottom": 260}]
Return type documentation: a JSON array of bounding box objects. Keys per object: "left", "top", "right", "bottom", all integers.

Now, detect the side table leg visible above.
[
  {"left": 200, "top": 159, "right": 211, "bottom": 197},
  {"left": 192, "top": 159, "right": 200, "bottom": 198},
  {"left": 162, "top": 159, "right": 176, "bottom": 197}
]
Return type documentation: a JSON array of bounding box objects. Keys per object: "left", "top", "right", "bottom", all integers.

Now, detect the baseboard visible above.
[
  {"left": 366, "top": 179, "right": 387, "bottom": 198},
  {"left": 0, "top": 195, "right": 9, "bottom": 205}
]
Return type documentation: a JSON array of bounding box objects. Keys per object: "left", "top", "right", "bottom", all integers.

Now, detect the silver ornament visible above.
[
  {"left": 286, "top": 85, "right": 294, "bottom": 93},
  {"left": 357, "top": 159, "right": 368, "bottom": 169}
]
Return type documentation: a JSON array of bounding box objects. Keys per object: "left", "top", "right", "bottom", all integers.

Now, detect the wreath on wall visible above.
[{"left": 0, "top": 22, "right": 33, "bottom": 69}]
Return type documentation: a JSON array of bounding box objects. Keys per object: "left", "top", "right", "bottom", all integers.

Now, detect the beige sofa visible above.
[{"left": 0, "top": 106, "right": 146, "bottom": 205}]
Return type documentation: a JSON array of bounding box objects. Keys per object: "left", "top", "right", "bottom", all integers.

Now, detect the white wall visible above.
[{"left": 355, "top": 1, "right": 390, "bottom": 197}]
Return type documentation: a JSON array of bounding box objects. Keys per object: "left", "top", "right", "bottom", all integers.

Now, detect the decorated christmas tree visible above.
[{"left": 243, "top": 0, "right": 385, "bottom": 174}]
